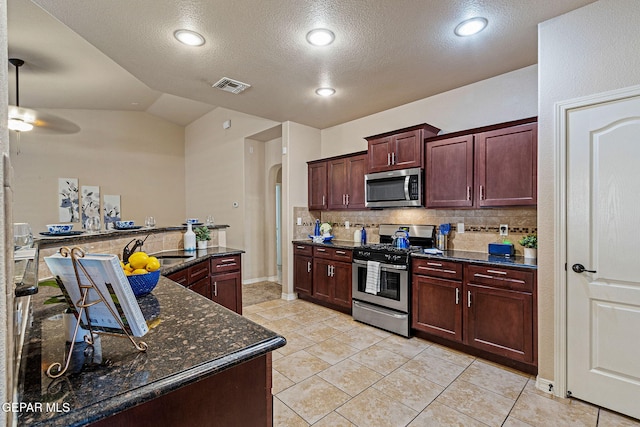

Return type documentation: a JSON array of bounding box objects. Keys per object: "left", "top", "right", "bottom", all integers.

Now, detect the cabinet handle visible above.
[
  {"left": 487, "top": 269, "right": 507, "bottom": 275},
  {"left": 219, "top": 258, "right": 236, "bottom": 263},
  {"left": 327, "top": 265, "right": 331, "bottom": 276},
  {"left": 417, "top": 266, "right": 457, "bottom": 275},
  {"left": 467, "top": 186, "right": 471, "bottom": 200},
  {"left": 296, "top": 245, "right": 306, "bottom": 249},
  {"left": 307, "top": 261, "right": 311, "bottom": 273},
  {"left": 336, "top": 250, "right": 346, "bottom": 255},
  {"left": 392, "top": 152, "right": 396, "bottom": 165},
  {"left": 467, "top": 290, "right": 471, "bottom": 307},
  {"left": 331, "top": 265, "right": 335, "bottom": 277},
  {"left": 479, "top": 185, "right": 485, "bottom": 200},
  {"left": 455, "top": 288, "right": 460, "bottom": 305},
  {"left": 387, "top": 153, "right": 391, "bottom": 166},
  {"left": 216, "top": 262, "right": 237, "bottom": 268},
  {"left": 426, "top": 262, "right": 442, "bottom": 267},
  {"left": 346, "top": 194, "right": 349, "bottom": 205},
  {"left": 213, "top": 281, "right": 218, "bottom": 297},
  {"left": 317, "top": 248, "right": 326, "bottom": 252}
]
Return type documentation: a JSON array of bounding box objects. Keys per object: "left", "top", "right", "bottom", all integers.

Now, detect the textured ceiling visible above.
[{"left": 8, "top": 0, "right": 595, "bottom": 129}]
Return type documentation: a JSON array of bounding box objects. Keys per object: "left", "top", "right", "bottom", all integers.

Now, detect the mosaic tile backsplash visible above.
[{"left": 294, "top": 206, "right": 537, "bottom": 256}]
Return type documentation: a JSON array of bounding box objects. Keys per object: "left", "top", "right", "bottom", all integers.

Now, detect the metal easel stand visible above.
[{"left": 46, "top": 246, "right": 148, "bottom": 379}]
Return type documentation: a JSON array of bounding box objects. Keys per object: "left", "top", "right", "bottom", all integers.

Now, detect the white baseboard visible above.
[
  {"left": 242, "top": 276, "right": 281, "bottom": 285},
  {"left": 536, "top": 376, "right": 556, "bottom": 396},
  {"left": 281, "top": 292, "right": 297, "bottom": 301}
]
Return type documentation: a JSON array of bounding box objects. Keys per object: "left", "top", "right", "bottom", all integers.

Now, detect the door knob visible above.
[{"left": 572, "top": 263, "right": 596, "bottom": 274}]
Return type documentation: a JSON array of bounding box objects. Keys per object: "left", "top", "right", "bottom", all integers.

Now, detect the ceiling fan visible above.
[{"left": 8, "top": 58, "right": 80, "bottom": 134}]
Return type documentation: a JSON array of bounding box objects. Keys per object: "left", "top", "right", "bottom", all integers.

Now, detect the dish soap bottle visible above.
[
  {"left": 184, "top": 223, "right": 196, "bottom": 251},
  {"left": 314, "top": 219, "right": 321, "bottom": 236},
  {"left": 360, "top": 226, "right": 367, "bottom": 245}
]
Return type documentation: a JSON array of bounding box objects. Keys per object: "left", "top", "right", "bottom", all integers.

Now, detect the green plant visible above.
[
  {"left": 194, "top": 226, "right": 211, "bottom": 242},
  {"left": 518, "top": 233, "right": 537, "bottom": 249}
]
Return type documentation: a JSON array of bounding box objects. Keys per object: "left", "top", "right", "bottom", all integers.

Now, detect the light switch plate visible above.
[{"left": 297, "top": 217, "right": 302, "bottom": 226}]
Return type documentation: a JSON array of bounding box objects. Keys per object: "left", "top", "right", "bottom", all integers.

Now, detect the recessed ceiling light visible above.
[
  {"left": 454, "top": 17, "right": 488, "bottom": 37},
  {"left": 174, "top": 29, "right": 206, "bottom": 46},
  {"left": 315, "top": 87, "right": 336, "bottom": 97},
  {"left": 8, "top": 118, "right": 33, "bottom": 132},
  {"left": 306, "top": 29, "right": 335, "bottom": 46}
]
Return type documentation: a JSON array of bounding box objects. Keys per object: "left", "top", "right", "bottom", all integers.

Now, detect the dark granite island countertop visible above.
[{"left": 17, "top": 277, "right": 285, "bottom": 426}]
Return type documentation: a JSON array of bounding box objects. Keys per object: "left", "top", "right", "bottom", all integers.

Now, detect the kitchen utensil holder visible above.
[{"left": 46, "top": 246, "right": 148, "bottom": 379}]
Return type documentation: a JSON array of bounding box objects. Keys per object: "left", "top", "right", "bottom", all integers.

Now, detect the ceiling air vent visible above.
[{"left": 212, "top": 77, "right": 251, "bottom": 94}]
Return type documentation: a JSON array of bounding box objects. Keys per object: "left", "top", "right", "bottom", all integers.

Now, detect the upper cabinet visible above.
[
  {"left": 366, "top": 124, "right": 440, "bottom": 173},
  {"left": 308, "top": 151, "right": 368, "bottom": 211},
  {"left": 425, "top": 118, "right": 537, "bottom": 209}
]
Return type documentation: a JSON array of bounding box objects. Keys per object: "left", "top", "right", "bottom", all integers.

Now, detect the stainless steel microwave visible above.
[{"left": 365, "top": 167, "right": 423, "bottom": 208}]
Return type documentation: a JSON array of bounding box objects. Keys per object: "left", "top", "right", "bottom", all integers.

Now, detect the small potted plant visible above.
[
  {"left": 518, "top": 233, "right": 537, "bottom": 259},
  {"left": 195, "top": 226, "right": 211, "bottom": 250}
]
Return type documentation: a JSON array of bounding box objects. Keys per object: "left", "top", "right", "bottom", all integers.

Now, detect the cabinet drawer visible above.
[
  {"left": 188, "top": 261, "right": 210, "bottom": 283},
  {"left": 167, "top": 268, "right": 188, "bottom": 286},
  {"left": 293, "top": 243, "right": 313, "bottom": 256},
  {"left": 211, "top": 255, "right": 241, "bottom": 273},
  {"left": 412, "top": 258, "right": 462, "bottom": 280},
  {"left": 466, "top": 265, "right": 534, "bottom": 292},
  {"left": 313, "top": 246, "right": 352, "bottom": 262}
]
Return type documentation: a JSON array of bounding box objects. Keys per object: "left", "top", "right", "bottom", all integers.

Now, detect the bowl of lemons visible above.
[{"left": 121, "top": 251, "right": 161, "bottom": 297}]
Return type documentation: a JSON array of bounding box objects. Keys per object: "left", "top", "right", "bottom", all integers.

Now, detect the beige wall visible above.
[
  {"left": 538, "top": 0, "right": 640, "bottom": 382},
  {"left": 320, "top": 65, "right": 538, "bottom": 158},
  {"left": 243, "top": 138, "right": 266, "bottom": 281},
  {"left": 184, "top": 107, "right": 280, "bottom": 281},
  {"left": 11, "top": 110, "right": 186, "bottom": 232},
  {"left": 282, "top": 122, "right": 321, "bottom": 297}
]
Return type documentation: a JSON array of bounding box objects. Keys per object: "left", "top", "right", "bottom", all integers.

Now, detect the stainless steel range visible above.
[{"left": 352, "top": 224, "right": 435, "bottom": 337}]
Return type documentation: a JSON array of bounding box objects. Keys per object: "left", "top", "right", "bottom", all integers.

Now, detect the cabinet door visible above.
[
  {"left": 346, "top": 154, "right": 367, "bottom": 210},
  {"left": 332, "top": 261, "right": 352, "bottom": 308},
  {"left": 425, "top": 135, "right": 474, "bottom": 208},
  {"left": 312, "top": 259, "right": 332, "bottom": 302},
  {"left": 294, "top": 255, "right": 313, "bottom": 295},
  {"left": 211, "top": 272, "right": 242, "bottom": 314},
  {"left": 392, "top": 129, "right": 423, "bottom": 170},
  {"left": 189, "top": 276, "right": 211, "bottom": 299},
  {"left": 367, "top": 136, "right": 393, "bottom": 173},
  {"left": 412, "top": 275, "right": 463, "bottom": 342},
  {"left": 308, "top": 162, "right": 328, "bottom": 210},
  {"left": 327, "top": 158, "right": 348, "bottom": 210},
  {"left": 464, "top": 283, "right": 533, "bottom": 363},
  {"left": 475, "top": 123, "right": 537, "bottom": 207}
]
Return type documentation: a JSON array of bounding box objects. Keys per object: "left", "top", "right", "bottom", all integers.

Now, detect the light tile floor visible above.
[{"left": 243, "top": 295, "right": 640, "bottom": 427}]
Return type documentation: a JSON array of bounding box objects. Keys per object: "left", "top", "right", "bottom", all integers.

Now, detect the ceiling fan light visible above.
[
  {"left": 8, "top": 118, "right": 34, "bottom": 132},
  {"left": 454, "top": 17, "right": 488, "bottom": 37},
  {"left": 174, "top": 29, "right": 206, "bottom": 46}
]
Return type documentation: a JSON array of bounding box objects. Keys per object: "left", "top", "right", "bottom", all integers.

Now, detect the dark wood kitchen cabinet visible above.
[
  {"left": 425, "top": 135, "right": 474, "bottom": 208},
  {"left": 424, "top": 118, "right": 537, "bottom": 208},
  {"left": 412, "top": 258, "right": 537, "bottom": 373},
  {"left": 165, "top": 255, "right": 242, "bottom": 315},
  {"left": 309, "top": 246, "right": 352, "bottom": 310},
  {"left": 327, "top": 154, "right": 367, "bottom": 210},
  {"left": 293, "top": 244, "right": 313, "bottom": 295},
  {"left": 366, "top": 124, "right": 440, "bottom": 173},
  {"left": 308, "top": 161, "right": 328, "bottom": 210}
]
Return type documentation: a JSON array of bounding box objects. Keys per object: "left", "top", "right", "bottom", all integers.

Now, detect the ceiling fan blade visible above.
[{"left": 8, "top": 105, "right": 81, "bottom": 134}]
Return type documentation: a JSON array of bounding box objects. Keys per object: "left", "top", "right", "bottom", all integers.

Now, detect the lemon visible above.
[
  {"left": 128, "top": 252, "right": 149, "bottom": 269},
  {"left": 145, "top": 257, "right": 160, "bottom": 272},
  {"left": 124, "top": 263, "right": 133, "bottom": 272},
  {"left": 120, "top": 261, "right": 126, "bottom": 269},
  {"left": 124, "top": 270, "right": 132, "bottom": 276},
  {"left": 132, "top": 268, "right": 149, "bottom": 275}
]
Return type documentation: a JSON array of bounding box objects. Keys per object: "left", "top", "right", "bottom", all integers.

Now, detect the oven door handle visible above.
[
  {"left": 353, "top": 259, "right": 407, "bottom": 270},
  {"left": 353, "top": 301, "right": 407, "bottom": 319}
]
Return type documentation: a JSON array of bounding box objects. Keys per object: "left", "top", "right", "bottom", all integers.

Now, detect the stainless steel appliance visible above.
[
  {"left": 365, "top": 168, "right": 423, "bottom": 208},
  {"left": 352, "top": 224, "right": 435, "bottom": 337}
]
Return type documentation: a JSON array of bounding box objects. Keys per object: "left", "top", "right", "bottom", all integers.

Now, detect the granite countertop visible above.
[
  {"left": 293, "top": 240, "right": 537, "bottom": 269},
  {"left": 18, "top": 277, "right": 285, "bottom": 426}
]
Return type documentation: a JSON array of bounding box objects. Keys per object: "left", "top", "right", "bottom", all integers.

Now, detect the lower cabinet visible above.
[
  {"left": 412, "top": 258, "right": 537, "bottom": 372},
  {"left": 293, "top": 243, "right": 352, "bottom": 311},
  {"left": 166, "top": 255, "right": 242, "bottom": 315}
]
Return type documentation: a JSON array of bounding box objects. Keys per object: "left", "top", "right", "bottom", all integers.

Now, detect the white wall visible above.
[
  {"left": 11, "top": 110, "right": 186, "bottom": 232},
  {"left": 320, "top": 65, "right": 538, "bottom": 158},
  {"left": 538, "top": 0, "right": 640, "bottom": 382},
  {"left": 264, "top": 138, "right": 282, "bottom": 280},
  {"left": 282, "top": 122, "right": 321, "bottom": 297},
  {"left": 184, "top": 107, "right": 279, "bottom": 280},
  {"left": 243, "top": 138, "right": 266, "bottom": 281}
]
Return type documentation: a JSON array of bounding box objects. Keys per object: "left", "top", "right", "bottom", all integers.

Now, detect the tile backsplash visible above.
[{"left": 294, "top": 206, "right": 537, "bottom": 256}]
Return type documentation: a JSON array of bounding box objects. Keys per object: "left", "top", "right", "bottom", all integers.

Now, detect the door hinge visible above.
[{"left": 565, "top": 263, "right": 567, "bottom": 271}]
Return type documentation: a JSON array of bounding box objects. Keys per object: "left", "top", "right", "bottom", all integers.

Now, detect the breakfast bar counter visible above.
[{"left": 17, "top": 276, "right": 286, "bottom": 426}]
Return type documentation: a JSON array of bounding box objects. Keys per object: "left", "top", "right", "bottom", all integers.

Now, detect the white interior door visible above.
[{"left": 566, "top": 94, "right": 640, "bottom": 419}]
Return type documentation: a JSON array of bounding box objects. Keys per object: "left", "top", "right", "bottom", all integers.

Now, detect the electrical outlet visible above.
[
  {"left": 500, "top": 224, "right": 509, "bottom": 236},
  {"left": 457, "top": 223, "right": 464, "bottom": 234},
  {"left": 345, "top": 221, "right": 350, "bottom": 229},
  {"left": 297, "top": 217, "right": 302, "bottom": 226}
]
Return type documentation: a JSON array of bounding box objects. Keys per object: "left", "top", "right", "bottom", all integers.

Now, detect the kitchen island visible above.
[{"left": 17, "top": 275, "right": 285, "bottom": 426}]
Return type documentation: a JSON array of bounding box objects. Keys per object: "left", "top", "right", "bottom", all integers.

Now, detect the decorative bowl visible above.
[
  {"left": 186, "top": 218, "right": 199, "bottom": 224},
  {"left": 116, "top": 220, "right": 135, "bottom": 228},
  {"left": 47, "top": 224, "right": 73, "bottom": 234},
  {"left": 127, "top": 270, "right": 160, "bottom": 297}
]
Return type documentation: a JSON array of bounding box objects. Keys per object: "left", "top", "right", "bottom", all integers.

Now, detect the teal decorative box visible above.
[{"left": 488, "top": 243, "right": 514, "bottom": 256}]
